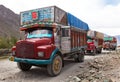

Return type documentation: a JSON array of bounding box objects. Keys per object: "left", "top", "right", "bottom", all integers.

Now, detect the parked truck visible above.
[
  {"left": 103, "top": 36, "right": 117, "bottom": 50},
  {"left": 9, "top": 6, "right": 89, "bottom": 76},
  {"left": 86, "top": 30, "right": 104, "bottom": 55}
]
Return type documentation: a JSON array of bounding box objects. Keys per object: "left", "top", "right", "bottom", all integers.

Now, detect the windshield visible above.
[{"left": 27, "top": 29, "right": 53, "bottom": 38}]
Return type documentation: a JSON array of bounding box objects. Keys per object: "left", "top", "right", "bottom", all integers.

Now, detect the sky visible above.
[{"left": 0, "top": 0, "right": 120, "bottom": 36}]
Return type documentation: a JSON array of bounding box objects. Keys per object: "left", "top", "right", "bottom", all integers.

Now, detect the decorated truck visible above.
[
  {"left": 9, "top": 6, "right": 89, "bottom": 76},
  {"left": 103, "top": 36, "right": 117, "bottom": 50},
  {"left": 86, "top": 30, "right": 104, "bottom": 55}
]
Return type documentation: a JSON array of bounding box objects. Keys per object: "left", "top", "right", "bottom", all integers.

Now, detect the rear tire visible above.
[
  {"left": 74, "top": 50, "right": 84, "bottom": 62},
  {"left": 47, "top": 54, "right": 63, "bottom": 77},
  {"left": 98, "top": 48, "right": 102, "bottom": 54},
  {"left": 92, "top": 48, "right": 96, "bottom": 55},
  {"left": 17, "top": 62, "right": 32, "bottom": 71},
  {"left": 113, "top": 47, "right": 116, "bottom": 50}
]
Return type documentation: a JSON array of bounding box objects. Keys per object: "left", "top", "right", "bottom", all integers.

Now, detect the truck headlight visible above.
[
  {"left": 12, "top": 51, "right": 16, "bottom": 56},
  {"left": 38, "top": 52, "right": 44, "bottom": 57}
]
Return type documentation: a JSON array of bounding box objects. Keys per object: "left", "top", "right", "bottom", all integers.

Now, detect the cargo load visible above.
[
  {"left": 87, "top": 30, "right": 95, "bottom": 38},
  {"left": 96, "top": 31, "right": 104, "bottom": 39},
  {"left": 67, "top": 13, "right": 89, "bottom": 30},
  {"left": 87, "top": 30, "right": 104, "bottom": 39},
  {"left": 104, "top": 37, "right": 116, "bottom": 41},
  {"left": 21, "top": 6, "right": 67, "bottom": 26},
  {"left": 21, "top": 6, "right": 89, "bottom": 31}
]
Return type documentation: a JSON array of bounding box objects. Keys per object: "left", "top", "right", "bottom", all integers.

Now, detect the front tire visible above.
[
  {"left": 47, "top": 54, "right": 63, "bottom": 77},
  {"left": 17, "top": 62, "right": 32, "bottom": 71}
]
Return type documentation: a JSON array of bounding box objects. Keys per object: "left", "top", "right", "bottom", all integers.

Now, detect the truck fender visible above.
[{"left": 49, "top": 48, "right": 64, "bottom": 66}]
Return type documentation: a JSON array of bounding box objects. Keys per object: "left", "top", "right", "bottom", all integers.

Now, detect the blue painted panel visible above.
[{"left": 21, "top": 7, "right": 54, "bottom": 25}]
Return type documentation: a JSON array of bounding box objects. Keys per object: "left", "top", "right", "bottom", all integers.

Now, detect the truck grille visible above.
[{"left": 16, "top": 42, "right": 34, "bottom": 58}]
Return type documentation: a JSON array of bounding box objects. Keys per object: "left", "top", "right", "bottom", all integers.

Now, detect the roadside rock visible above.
[
  {"left": 66, "top": 51, "right": 120, "bottom": 82},
  {"left": 65, "top": 76, "right": 81, "bottom": 82}
]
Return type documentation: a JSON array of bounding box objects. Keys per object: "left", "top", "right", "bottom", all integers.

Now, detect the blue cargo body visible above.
[{"left": 67, "top": 13, "right": 89, "bottom": 30}]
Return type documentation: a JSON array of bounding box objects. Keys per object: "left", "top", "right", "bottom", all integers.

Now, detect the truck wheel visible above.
[
  {"left": 98, "top": 48, "right": 102, "bottom": 54},
  {"left": 113, "top": 47, "right": 116, "bottom": 50},
  {"left": 74, "top": 51, "right": 84, "bottom": 62},
  {"left": 17, "top": 62, "right": 32, "bottom": 71},
  {"left": 47, "top": 54, "right": 63, "bottom": 76},
  {"left": 93, "top": 49, "right": 96, "bottom": 55}
]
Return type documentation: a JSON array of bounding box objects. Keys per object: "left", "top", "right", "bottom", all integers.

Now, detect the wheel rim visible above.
[{"left": 53, "top": 56, "right": 62, "bottom": 74}]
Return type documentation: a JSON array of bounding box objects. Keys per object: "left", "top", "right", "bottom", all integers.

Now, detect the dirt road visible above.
[{"left": 0, "top": 51, "right": 118, "bottom": 82}]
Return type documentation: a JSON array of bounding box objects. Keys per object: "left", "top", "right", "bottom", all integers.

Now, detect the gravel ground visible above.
[{"left": 0, "top": 50, "right": 120, "bottom": 82}]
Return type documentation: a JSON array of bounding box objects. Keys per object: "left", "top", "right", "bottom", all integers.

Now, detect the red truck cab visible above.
[
  {"left": 86, "top": 39, "right": 97, "bottom": 55},
  {"left": 16, "top": 27, "right": 55, "bottom": 59},
  {"left": 87, "top": 39, "right": 95, "bottom": 50}
]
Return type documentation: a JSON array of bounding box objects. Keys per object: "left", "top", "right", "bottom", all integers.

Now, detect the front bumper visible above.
[{"left": 9, "top": 56, "right": 52, "bottom": 65}]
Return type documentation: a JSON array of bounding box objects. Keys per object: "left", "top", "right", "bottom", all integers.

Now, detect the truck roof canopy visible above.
[{"left": 20, "top": 6, "right": 89, "bottom": 31}]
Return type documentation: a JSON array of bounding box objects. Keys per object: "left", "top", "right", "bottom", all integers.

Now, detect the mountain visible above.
[{"left": 0, "top": 5, "right": 20, "bottom": 38}]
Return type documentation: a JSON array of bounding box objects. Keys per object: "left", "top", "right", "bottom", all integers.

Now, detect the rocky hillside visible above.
[{"left": 0, "top": 5, "right": 20, "bottom": 38}]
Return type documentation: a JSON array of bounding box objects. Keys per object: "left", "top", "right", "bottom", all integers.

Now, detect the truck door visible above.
[
  {"left": 54, "top": 26, "right": 61, "bottom": 49},
  {"left": 61, "top": 26, "right": 71, "bottom": 54}
]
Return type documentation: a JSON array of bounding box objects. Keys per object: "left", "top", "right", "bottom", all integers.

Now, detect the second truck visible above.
[
  {"left": 9, "top": 6, "right": 89, "bottom": 76},
  {"left": 86, "top": 30, "right": 104, "bottom": 55}
]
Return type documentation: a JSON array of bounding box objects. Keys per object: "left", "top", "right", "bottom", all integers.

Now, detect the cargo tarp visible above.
[
  {"left": 67, "top": 13, "right": 89, "bottom": 30},
  {"left": 104, "top": 37, "right": 113, "bottom": 41}
]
